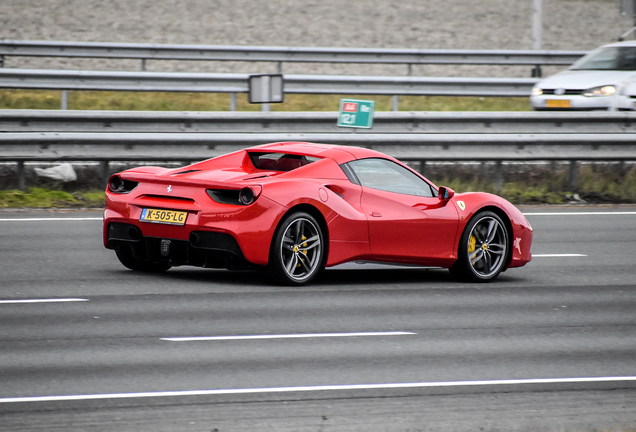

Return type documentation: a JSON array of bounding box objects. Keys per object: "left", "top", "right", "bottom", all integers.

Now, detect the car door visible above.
[{"left": 345, "top": 158, "right": 459, "bottom": 264}]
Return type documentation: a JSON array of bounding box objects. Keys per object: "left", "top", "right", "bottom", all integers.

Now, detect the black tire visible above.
[
  {"left": 450, "top": 211, "right": 509, "bottom": 282},
  {"left": 268, "top": 212, "right": 325, "bottom": 285},
  {"left": 115, "top": 245, "right": 171, "bottom": 273}
]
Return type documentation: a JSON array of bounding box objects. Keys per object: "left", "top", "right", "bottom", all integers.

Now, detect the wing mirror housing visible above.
[{"left": 438, "top": 186, "right": 455, "bottom": 201}]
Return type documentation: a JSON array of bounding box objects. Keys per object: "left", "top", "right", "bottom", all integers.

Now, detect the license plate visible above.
[
  {"left": 140, "top": 208, "right": 187, "bottom": 225},
  {"left": 546, "top": 99, "right": 570, "bottom": 108}
]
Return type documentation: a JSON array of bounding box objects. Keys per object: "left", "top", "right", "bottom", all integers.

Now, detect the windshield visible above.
[{"left": 571, "top": 46, "right": 636, "bottom": 71}]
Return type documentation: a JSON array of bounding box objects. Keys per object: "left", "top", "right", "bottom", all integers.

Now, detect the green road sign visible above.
[{"left": 337, "top": 99, "right": 375, "bottom": 129}]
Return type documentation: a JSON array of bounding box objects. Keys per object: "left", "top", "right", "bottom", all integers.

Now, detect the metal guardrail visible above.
[
  {"left": 2, "top": 112, "right": 636, "bottom": 191},
  {"left": 0, "top": 40, "right": 586, "bottom": 68},
  {"left": 0, "top": 68, "right": 538, "bottom": 98},
  {"left": 2, "top": 110, "right": 635, "bottom": 134}
]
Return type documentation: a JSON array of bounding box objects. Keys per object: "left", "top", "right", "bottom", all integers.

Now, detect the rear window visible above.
[{"left": 249, "top": 152, "right": 320, "bottom": 172}]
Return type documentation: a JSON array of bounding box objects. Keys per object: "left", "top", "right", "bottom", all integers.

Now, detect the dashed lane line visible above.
[
  {"left": 532, "top": 254, "right": 586, "bottom": 257},
  {"left": 161, "top": 331, "right": 415, "bottom": 342},
  {"left": 0, "top": 298, "right": 89, "bottom": 304}
]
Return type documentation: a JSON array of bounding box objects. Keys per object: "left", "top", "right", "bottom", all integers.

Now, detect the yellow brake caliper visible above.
[
  {"left": 468, "top": 234, "right": 478, "bottom": 267},
  {"left": 297, "top": 235, "right": 308, "bottom": 267},
  {"left": 468, "top": 235, "right": 476, "bottom": 254}
]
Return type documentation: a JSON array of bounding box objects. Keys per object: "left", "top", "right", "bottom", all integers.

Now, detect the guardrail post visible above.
[
  {"left": 0, "top": 55, "right": 4, "bottom": 68},
  {"left": 495, "top": 161, "right": 503, "bottom": 195},
  {"left": 480, "top": 162, "right": 488, "bottom": 181},
  {"left": 277, "top": 62, "right": 283, "bottom": 74},
  {"left": 141, "top": 59, "right": 147, "bottom": 71},
  {"left": 17, "top": 161, "right": 26, "bottom": 191},
  {"left": 569, "top": 160, "right": 578, "bottom": 192},
  {"left": 230, "top": 93, "right": 237, "bottom": 111},
  {"left": 100, "top": 161, "right": 110, "bottom": 188},
  {"left": 392, "top": 95, "right": 399, "bottom": 111},
  {"left": 61, "top": 90, "right": 69, "bottom": 110}
]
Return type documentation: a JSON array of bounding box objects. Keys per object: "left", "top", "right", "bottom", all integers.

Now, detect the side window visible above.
[{"left": 344, "top": 158, "right": 434, "bottom": 197}]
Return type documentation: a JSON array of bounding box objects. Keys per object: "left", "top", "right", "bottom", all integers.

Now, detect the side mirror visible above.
[{"left": 438, "top": 186, "right": 455, "bottom": 201}]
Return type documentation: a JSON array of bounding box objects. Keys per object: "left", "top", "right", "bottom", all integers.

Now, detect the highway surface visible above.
[{"left": 1, "top": 206, "right": 635, "bottom": 432}]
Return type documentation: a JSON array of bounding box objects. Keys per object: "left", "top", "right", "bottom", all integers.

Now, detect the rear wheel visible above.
[
  {"left": 450, "top": 211, "right": 508, "bottom": 282},
  {"left": 268, "top": 212, "right": 325, "bottom": 285},
  {"left": 115, "top": 245, "right": 171, "bottom": 273}
]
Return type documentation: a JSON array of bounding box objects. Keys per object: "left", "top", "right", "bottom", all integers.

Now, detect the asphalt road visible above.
[{"left": 0, "top": 206, "right": 635, "bottom": 432}]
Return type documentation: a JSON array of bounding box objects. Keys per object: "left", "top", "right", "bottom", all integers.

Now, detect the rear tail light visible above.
[
  {"left": 108, "top": 175, "right": 139, "bottom": 194},
  {"left": 239, "top": 186, "right": 259, "bottom": 205},
  {"left": 207, "top": 186, "right": 262, "bottom": 205}
]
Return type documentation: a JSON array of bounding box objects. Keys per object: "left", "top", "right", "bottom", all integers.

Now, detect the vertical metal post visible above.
[
  {"left": 480, "top": 161, "right": 488, "bottom": 182},
  {"left": 61, "top": 90, "right": 69, "bottom": 110},
  {"left": 261, "top": 75, "right": 271, "bottom": 112},
  {"left": 494, "top": 161, "right": 503, "bottom": 195},
  {"left": 392, "top": 95, "right": 399, "bottom": 112},
  {"left": 532, "top": 0, "right": 543, "bottom": 77},
  {"left": 0, "top": 55, "right": 4, "bottom": 68},
  {"left": 569, "top": 160, "right": 578, "bottom": 192},
  {"left": 230, "top": 93, "right": 237, "bottom": 111},
  {"left": 100, "top": 161, "right": 110, "bottom": 188},
  {"left": 277, "top": 62, "right": 283, "bottom": 74},
  {"left": 419, "top": 161, "right": 426, "bottom": 176},
  {"left": 141, "top": 59, "right": 147, "bottom": 71},
  {"left": 17, "top": 161, "right": 26, "bottom": 191},
  {"left": 407, "top": 64, "right": 412, "bottom": 76}
]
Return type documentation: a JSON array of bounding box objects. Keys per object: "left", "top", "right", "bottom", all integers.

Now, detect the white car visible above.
[{"left": 530, "top": 41, "right": 636, "bottom": 111}]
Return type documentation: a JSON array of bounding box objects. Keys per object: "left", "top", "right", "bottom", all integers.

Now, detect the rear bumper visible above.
[{"left": 106, "top": 222, "right": 250, "bottom": 269}]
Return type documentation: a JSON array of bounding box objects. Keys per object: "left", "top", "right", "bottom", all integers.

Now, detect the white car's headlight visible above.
[
  {"left": 582, "top": 85, "right": 616, "bottom": 97},
  {"left": 531, "top": 87, "right": 543, "bottom": 96}
]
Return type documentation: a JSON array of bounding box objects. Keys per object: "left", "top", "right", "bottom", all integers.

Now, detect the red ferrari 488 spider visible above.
[{"left": 104, "top": 142, "right": 532, "bottom": 285}]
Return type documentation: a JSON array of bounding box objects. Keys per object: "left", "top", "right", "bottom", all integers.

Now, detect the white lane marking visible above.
[
  {"left": 2, "top": 376, "right": 635, "bottom": 404},
  {"left": 524, "top": 212, "right": 636, "bottom": 216},
  {"left": 532, "top": 254, "right": 587, "bottom": 258},
  {"left": 161, "top": 331, "right": 415, "bottom": 342},
  {"left": 0, "top": 217, "right": 102, "bottom": 222},
  {"left": 0, "top": 298, "right": 89, "bottom": 304}
]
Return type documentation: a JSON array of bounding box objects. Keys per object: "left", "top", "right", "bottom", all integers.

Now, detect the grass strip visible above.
[{"left": 0, "top": 89, "right": 532, "bottom": 112}]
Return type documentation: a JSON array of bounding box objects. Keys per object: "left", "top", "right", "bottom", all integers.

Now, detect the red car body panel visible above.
[{"left": 104, "top": 142, "right": 532, "bottom": 274}]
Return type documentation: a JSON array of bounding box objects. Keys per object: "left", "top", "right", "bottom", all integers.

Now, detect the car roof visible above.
[
  {"left": 595, "top": 40, "right": 636, "bottom": 49},
  {"left": 246, "top": 141, "right": 392, "bottom": 164}
]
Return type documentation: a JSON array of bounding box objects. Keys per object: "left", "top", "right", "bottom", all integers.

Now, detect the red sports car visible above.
[{"left": 104, "top": 142, "right": 532, "bottom": 285}]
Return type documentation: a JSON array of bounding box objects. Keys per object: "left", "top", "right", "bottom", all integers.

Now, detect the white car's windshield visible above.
[{"left": 571, "top": 46, "right": 636, "bottom": 71}]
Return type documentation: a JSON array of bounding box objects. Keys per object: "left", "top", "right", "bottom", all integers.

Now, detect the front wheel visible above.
[
  {"left": 268, "top": 212, "right": 325, "bottom": 285},
  {"left": 450, "top": 211, "right": 508, "bottom": 282}
]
